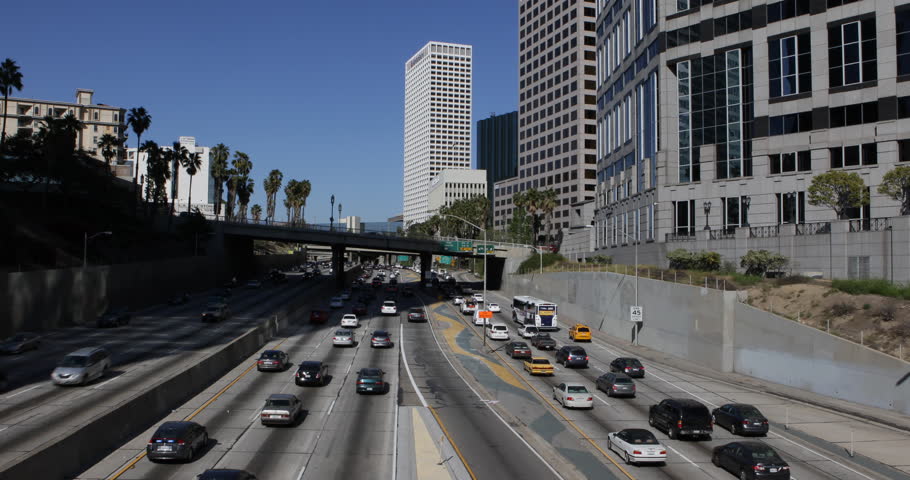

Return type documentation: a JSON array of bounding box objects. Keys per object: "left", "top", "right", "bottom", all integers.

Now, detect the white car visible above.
[
  {"left": 607, "top": 429, "right": 667, "bottom": 465},
  {"left": 473, "top": 311, "right": 491, "bottom": 326},
  {"left": 552, "top": 382, "right": 594, "bottom": 409},
  {"left": 332, "top": 329, "right": 356, "bottom": 347},
  {"left": 488, "top": 303, "right": 501, "bottom": 313},
  {"left": 340, "top": 314, "right": 359, "bottom": 328},
  {"left": 485, "top": 323, "right": 509, "bottom": 340},
  {"left": 472, "top": 293, "right": 484, "bottom": 303},
  {"left": 517, "top": 324, "right": 540, "bottom": 338},
  {"left": 460, "top": 302, "right": 478, "bottom": 315},
  {"left": 453, "top": 296, "right": 465, "bottom": 305},
  {"left": 329, "top": 297, "right": 344, "bottom": 309},
  {"left": 380, "top": 301, "right": 398, "bottom": 315}
]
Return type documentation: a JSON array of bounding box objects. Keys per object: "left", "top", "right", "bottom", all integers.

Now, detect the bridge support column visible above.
[
  {"left": 332, "top": 244, "right": 346, "bottom": 290},
  {"left": 420, "top": 252, "right": 432, "bottom": 283}
]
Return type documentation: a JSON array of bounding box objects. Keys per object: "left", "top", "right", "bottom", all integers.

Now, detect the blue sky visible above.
[{"left": 6, "top": 0, "right": 518, "bottom": 222}]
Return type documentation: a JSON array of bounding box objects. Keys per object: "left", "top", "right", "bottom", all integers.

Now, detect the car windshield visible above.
[
  {"left": 627, "top": 359, "right": 643, "bottom": 367},
  {"left": 614, "top": 377, "right": 633, "bottom": 384},
  {"left": 373, "top": 331, "right": 388, "bottom": 337},
  {"left": 512, "top": 343, "right": 529, "bottom": 348},
  {"left": 300, "top": 364, "right": 320, "bottom": 371},
  {"left": 577, "top": 327, "right": 590, "bottom": 332},
  {"left": 335, "top": 330, "right": 350, "bottom": 336},
  {"left": 154, "top": 425, "right": 184, "bottom": 438},
  {"left": 536, "top": 333, "right": 550, "bottom": 339},
  {"left": 261, "top": 351, "right": 281, "bottom": 359},
  {"left": 567, "top": 386, "right": 588, "bottom": 393},
  {"left": 266, "top": 399, "right": 291, "bottom": 407},
  {"left": 360, "top": 369, "right": 382, "bottom": 377},
  {"left": 384, "top": 301, "right": 395, "bottom": 306},
  {"left": 738, "top": 406, "right": 762, "bottom": 417},
  {"left": 59, "top": 355, "right": 88, "bottom": 367},
  {"left": 526, "top": 327, "right": 538, "bottom": 332},
  {"left": 750, "top": 447, "right": 782, "bottom": 461},
  {"left": 624, "top": 430, "right": 659, "bottom": 444}
]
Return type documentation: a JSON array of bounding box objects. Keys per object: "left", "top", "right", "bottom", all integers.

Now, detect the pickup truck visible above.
[
  {"left": 530, "top": 333, "right": 557, "bottom": 350},
  {"left": 568, "top": 323, "right": 592, "bottom": 342}
]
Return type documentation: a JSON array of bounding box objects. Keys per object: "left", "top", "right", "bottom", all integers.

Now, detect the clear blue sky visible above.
[{"left": 6, "top": 0, "right": 517, "bottom": 222}]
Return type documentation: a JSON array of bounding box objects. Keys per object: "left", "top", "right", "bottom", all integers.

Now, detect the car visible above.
[
  {"left": 712, "top": 404, "right": 770, "bottom": 436},
  {"left": 610, "top": 357, "right": 645, "bottom": 378},
  {"left": 332, "top": 329, "right": 356, "bottom": 347},
  {"left": 649, "top": 398, "right": 713, "bottom": 440},
  {"left": 196, "top": 469, "right": 257, "bottom": 480},
  {"left": 97, "top": 307, "right": 131, "bottom": 328},
  {"left": 341, "top": 314, "right": 360, "bottom": 328},
  {"left": 389, "top": 278, "right": 398, "bottom": 285},
  {"left": 488, "top": 303, "right": 501, "bottom": 313},
  {"left": 0, "top": 332, "right": 41, "bottom": 354},
  {"left": 506, "top": 341, "right": 532, "bottom": 359},
  {"left": 460, "top": 301, "right": 478, "bottom": 315},
  {"left": 295, "top": 361, "right": 328, "bottom": 386},
  {"left": 329, "top": 296, "right": 344, "bottom": 308},
  {"left": 485, "top": 323, "right": 510, "bottom": 340},
  {"left": 453, "top": 296, "right": 465, "bottom": 305},
  {"left": 380, "top": 300, "right": 398, "bottom": 315},
  {"left": 259, "top": 393, "right": 303, "bottom": 426},
  {"left": 257, "top": 350, "right": 289, "bottom": 371},
  {"left": 356, "top": 367, "right": 388, "bottom": 393},
  {"left": 202, "top": 304, "right": 230, "bottom": 323},
  {"left": 340, "top": 290, "right": 352, "bottom": 300},
  {"left": 146, "top": 421, "right": 208, "bottom": 462},
  {"left": 407, "top": 307, "right": 427, "bottom": 322},
  {"left": 523, "top": 357, "right": 554, "bottom": 376},
  {"left": 530, "top": 333, "right": 557, "bottom": 350},
  {"left": 517, "top": 324, "right": 539, "bottom": 338},
  {"left": 310, "top": 309, "right": 329, "bottom": 324},
  {"left": 352, "top": 303, "right": 368, "bottom": 316},
  {"left": 246, "top": 280, "right": 262, "bottom": 289},
  {"left": 51, "top": 347, "right": 110, "bottom": 386},
  {"left": 370, "top": 330, "right": 393, "bottom": 348},
  {"left": 472, "top": 293, "right": 484, "bottom": 303},
  {"left": 568, "top": 323, "right": 593, "bottom": 341},
  {"left": 607, "top": 429, "right": 667, "bottom": 465},
  {"left": 555, "top": 346, "right": 589, "bottom": 368},
  {"left": 553, "top": 382, "right": 594, "bottom": 409},
  {"left": 712, "top": 442, "right": 790, "bottom": 479},
  {"left": 596, "top": 372, "right": 636, "bottom": 398}
]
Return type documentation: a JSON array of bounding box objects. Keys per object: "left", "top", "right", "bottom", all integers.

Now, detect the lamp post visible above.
[
  {"left": 443, "top": 213, "right": 488, "bottom": 349},
  {"left": 338, "top": 203, "right": 343, "bottom": 232},
  {"left": 703, "top": 200, "right": 712, "bottom": 230},
  {"left": 329, "top": 195, "right": 335, "bottom": 231},
  {"left": 742, "top": 196, "right": 751, "bottom": 227},
  {"left": 84, "top": 231, "right": 112, "bottom": 268}
]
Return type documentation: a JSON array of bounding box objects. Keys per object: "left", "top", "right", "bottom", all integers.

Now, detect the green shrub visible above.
[
  {"left": 740, "top": 250, "right": 789, "bottom": 277},
  {"left": 719, "top": 260, "right": 738, "bottom": 274},
  {"left": 666, "top": 249, "right": 721, "bottom": 271},
  {"left": 517, "top": 252, "right": 565, "bottom": 274},
  {"left": 831, "top": 278, "right": 910, "bottom": 299},
  {"left": 589, "top": 255, "right": 613, "bottom": 265},
  {"left": 729, "top": 272, "right": 763, "bottom": 287},
  {"left": 862, "top": 303, "right": 871, "bottom": 310},
  {"left": 667, "top": 249, "right": 694, "bottom": 270},
  {"left": 695, "top": 251, "right": 721, "bottom": 271}
]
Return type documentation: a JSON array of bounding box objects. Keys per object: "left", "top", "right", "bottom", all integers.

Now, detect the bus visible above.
[{"left": 512, "top": 296, "right": 558, "bottom": 330}]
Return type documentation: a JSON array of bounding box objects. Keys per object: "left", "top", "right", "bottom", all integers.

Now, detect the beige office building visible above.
[{"left": 427, "top": 168, "right": 488, "bottom": 214}]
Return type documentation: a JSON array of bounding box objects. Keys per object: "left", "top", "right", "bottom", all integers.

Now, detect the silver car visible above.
[
  {"left": 332, "top": 329, "right": 356, "bottom": 347},
  {"left": 260, "top": 393, "right": 303, "bottom": 426},
  {"left": 51, "top": 347, "right": 110, "bottom": 386}
]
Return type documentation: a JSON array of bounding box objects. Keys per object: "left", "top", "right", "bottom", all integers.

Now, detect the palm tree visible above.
[
  {"left": 263, "top": 169, "right": 283, "bottom": 223},
  {"left": 126, "top": 107, "right": 151, "bottom": 186},
  {"left": 251, "top": 204, "right": 262, "bottom": 223},
  {"left": 168, "top": 141, "right": 189, "bottom": 216},
  {"left": 297, "top": 179, "right": 311, "bottom": 224},
  {"left": 284, "top": 180, "right": 298, "bottom": 224},
  {"left": 0, "top": 58, "right": 24, "bottom": 150},
  {"left": 226, "top": 151, "right": 251, "bottom": 220},
  {"left": 539, "top": 188, "right": 559, "bottom": 246},
  {"left": 97, "top": 133, "right": 120, "bottom": 169},
  {"left": 140, "top": 140, "right": 169, "bottom": 216},
  {"left": 283, "top": 196, "right": 292, "bottom": 224},
  {"left": 209, "top": 143, "right": 229, "bottom": 217},
  {"left": 182, "top": 152, "right": 203, "bottom": 213},
  {"left": 238, "top": 176, "right": 254, "bottom": 222}
]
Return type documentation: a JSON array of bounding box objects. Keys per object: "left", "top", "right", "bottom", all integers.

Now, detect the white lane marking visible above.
[
  {"left": 399, "top": 324, "right": 428, "bottom": 408},
  {"left": 419, "top": 296, "right": 566, "bottom": 480},
  {"left": 345, "top": 363, "right": 352, "bottom": 375},
  {"left": 326, "top": 398, "right": 337, "bottom": 417},
  {"left": 645, "top": 369, "right": 718, "bottom": 409},
  {"left": 665, "top": 444, "right": 701, "bottom": 469},
  {"left": 594, "top": 395, "right": 611, "bottom": 406},
  {"left": 93, "top": 375, "right": 123, "bottom": 389},
  {"left": 766, "top": 431, "right": 875, "bottom": 480},
  {"left": 3, "top": 384, "right": 42, "bottom": 399},
  {"left": 0, "top": 426, "right": 9, "bottom": 434}
]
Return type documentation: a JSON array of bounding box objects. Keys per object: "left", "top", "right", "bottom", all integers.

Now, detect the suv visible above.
[
  {"left": 610, "top": 357, "right": 645, "bottom": 378},
  {"left": 485, "top": 323, "right": 510, "bottom": 340},
  {"left": 555, "top": 346, "right": 589, "bottom": 368},
  {"left": 380, "top": 301, "right": 398, "bottom": 315},
  {"left": 97, "top": 307, "right": 131, "bottom": 328},
  {"left": 51, "top": 347, "right": 110, "bottom": 386},
  {"left": 202, "top": 304, "right": 230, "bottom": 323},
  {"left": 309, "top": 310, "right": 328, "bottom": 324},
  {"left": 295, "top": 361, "right": 328, "bottom": 386},
  {"left": 649, "top": 398, "right": 713, "bottom": 440}
]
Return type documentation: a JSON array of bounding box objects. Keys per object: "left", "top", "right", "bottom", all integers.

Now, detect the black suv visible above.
[
  {"left": 295, "top": 361, "right": 328, "bottom": 386},
  {"left": 610, "top": 357, "right": 645, "bottom": 378},
  {"left": 555, "top": 346, "right": 588, "bottom": 368},
  {"left": 648, "top": 398, "right": 713, "bottom": 440}
]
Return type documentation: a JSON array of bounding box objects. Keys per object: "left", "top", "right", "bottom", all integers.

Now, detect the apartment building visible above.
[
  {"left": 492, "top": 0, "right": 599, "bottom": 240},
  {"left": 126, "top": 136, "right": 214, "bottom": 214},
  {"left": 427, "top": 168, "right": 488, "bottom": 214},
  {"left": 403, "top": 41, "right": 473, "bottom": 226}
]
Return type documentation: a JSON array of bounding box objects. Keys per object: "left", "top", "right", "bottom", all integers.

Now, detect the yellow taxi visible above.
[
  {"left": 568, "top": 323, "right": 592, "bottom": 342},
  {"left": 523, "top": 357, "right": 555, "bottom": 376}
]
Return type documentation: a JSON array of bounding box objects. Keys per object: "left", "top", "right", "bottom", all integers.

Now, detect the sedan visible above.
[
  {"left": 197, "top": 470, "right": 257, "bottom": 480},
  {"left": 553, "top": 382, "right": 594, "bottom": 409},
  {"left": 146, "top": 421, "right": 208, "bottom": 462},
  {"left": 246, "top": 280, "right": 262, "bottom": 289},
  {"left": 294, "top": 361, "right": 328, "bottom": 386},
  {"left": 712, "top": 404, "right": 770, "bottom": 436},
  {"left": 340, "top": 314, "right": 360, "bottom": 328},
  {"left": 506, "top": 341, "right": 532, "bottom": 359},
  {"left": 309, "top": 310, "right": 328, "bottom": 324},
  {"left": 712, "top": 442, "right": 790, "bottom": 479},
  {"left": 596, "top": 372, "right": 636, "bottom": 398},
  {"left": 260, "top": 393, "right": 303, "bottom": 426},
  {"left": 472, "top": 293, "right": 484, "bottom": 303},
  {"left": 370, "top": 330, "right": 393, "bottom": 348},
  {"left": 356, "top": 368, "right": 388, "bottom": 394},
  {"left": 453, "top": 296, "right": 465, "bottom": 305},
  {"left": 407, "top": 308, "right": 427, "bottom": 322},
  {"left": 523, "top": 357, "right": 554, "bottom": 376},
  {"left": 329, "top": 297, "right": 344, "bottom": 309},
  {"left": 488, "top": 303, "right": 501, "bottom": 313},
  {"left": 517, "top": 324, "right": 539, "bottom": 338},
  {"left": 340, "top": 290, "right": 352, "bottom": 300},
  {"left": 0, "top": 332, "right": 41, "bottom": 354},
  {"left": 610, "top": 357, "right": 645, "bottom": 377},
  {"left": 380, "top": 301, "right": 398, "bottom": 315},
  {"left": 607, "top": 429, "right": 667, "bottom": 465},
  {"left": 257, "top": 350, "right": 289, "bottom": 371},
  {"left": 332, "top": 329, "right": 356, "bottom": 347}
]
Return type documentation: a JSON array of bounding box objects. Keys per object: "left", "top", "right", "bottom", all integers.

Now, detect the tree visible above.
[
  {"left": 182, "top": 152, "right": 203, "bottom": 213},
  {"left": 297, "top": 179, "right": 311, "bottom": 223},
  {"left": 283, "top": 179, "right": 298, "bottom": 223},
  {"left": 226, "top": 151, "right": 251, "bottom": 221},
  {"left": 878, "top": 166, "right": 910, "bottom": 216},
  {"left": 168, "top": 141, "right": 188, "bottom": 217},
  {"left": 141, "top": 140, "right": 170, "bottom": 216},
  {"left": 251, "top": 204, "right": 262, "bottom": 222},
  {"left": 508, "top": 204, "right": 533, "bottom": 244},
  {"left": 97, "top": 133, "right": 121, "bottom": 169},
  {"left": 0, "top": 58, "right": 24, "bottom": 150},
  {"left": 263, "top": 169, "right": 283, "bottom": 223},
  {"left": 740, "top": 250, "right": 789, "bottom": 277},
  {"left": 209, "top": 143, "right": 229, "bottom": 217},
  {"left": 539, "top": 188, "right": 558, "bottom": 245},
  {"left": 807, "top": 170, "right": 869, "bottom": 220},
  {"left": 238, "top": 176, "right": 254, "bottom": 222},
  {"left": 515, "top": 188, "right": 543, "bottom": 244},
  {"left": 126, "top": 107, "right": 151, "bottom": 187}
]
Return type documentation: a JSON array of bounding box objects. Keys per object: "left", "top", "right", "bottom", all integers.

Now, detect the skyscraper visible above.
[
  {"left": 403, "top": 41, "right": 473, "bottom": 226},
  {"left": 478, "top": 111, "right": 518, "bottom": 211}
]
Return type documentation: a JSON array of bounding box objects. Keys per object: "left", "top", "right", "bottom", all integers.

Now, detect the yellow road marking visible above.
[
  {"left": 431, "top": 312, "right": 527, "bottom": 391},
  {"left": 429, "top": 406, "right": 478, "bottom": 480},
  {"left": 106, "top": 338, "right": 289, "bottom": 480}
]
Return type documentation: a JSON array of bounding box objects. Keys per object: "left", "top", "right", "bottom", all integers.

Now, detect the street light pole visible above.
[
  {"left": 338, "top": 203, "right": 343, "bottom": 231},
  {"left": 330, "top": 194, "right": 335, "bottom": 231}
]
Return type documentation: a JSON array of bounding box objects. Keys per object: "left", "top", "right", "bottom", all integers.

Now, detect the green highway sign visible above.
[
  {"left": 474, "top": 244, "right": 495, "bottom": 255},
  {"left": 397, "top": 255, "right": 410, "bottom": 261},
  {"left": 443, "top": 240, "right": 473, "bottom": 252},
  {"left": 438, "top": 255, "right": 453, "bottom": 265}
]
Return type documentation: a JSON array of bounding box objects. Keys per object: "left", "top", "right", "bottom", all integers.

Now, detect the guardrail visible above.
[
  {"left": 849, "top": 217, "right": 890, "bottom": 232},
  {"left": 796, "top": 221, "right": 831, "bottom": 235}
]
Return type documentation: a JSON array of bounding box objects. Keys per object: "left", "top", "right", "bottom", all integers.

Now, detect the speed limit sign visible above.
[{"left": 630, "top": 305, "right": 643, "bottom": 323}]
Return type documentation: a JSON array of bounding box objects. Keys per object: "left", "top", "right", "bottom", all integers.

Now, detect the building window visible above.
[
  {"left": 899, "top": 9, "right": 910, "bottom": 76},
  {"left": 769, "top": 112, "right": 812, "bottom": 136},
  {"left": 722, "top": 197, "right": 749, "bottom": 233},
  {"left": 647, "top": 204, "right": 654, "bottom": 240},
  {"left": 830, "top": 101, "right": 879, "bottom": 127},
  {"left": 900, "top": 140, "right": 910, "bottom": 162},
  {"left": 716, "top": 49, "right": 745, "bottom": 180},
  {"left": 677, "top": 60, "right": 699, "bottom": 183},
  {"left": 769, "top": 151, "right": 811, "bottom": 174},
  {"left": 673, "top": 200, "right": 695, "bottom": 236},
  {"left": 769, "top": 33, "right": 811, "bottom": 97},
  {"left": 93, "top": 111, "right": 99, "bottom": 121},
  {"left": 676, "top": 0, "right": 689, "bottom": 13},
  {"left": 777, "top": 192, "right": 806, "bottom": 224},
  {"left": 830, "top": 143, "right": 877, "bottom": 168},
  {"left": 767, "top": 0, "right": 810, "bottom": 23},
  {"left": 828, "top": 19, "right": 877, "bottom": 88}
]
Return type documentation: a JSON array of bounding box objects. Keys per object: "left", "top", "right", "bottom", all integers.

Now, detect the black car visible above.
[
  {"left": 295, "top": 361, "right": 328, "bottom": 386},
  {"left": 712, "top": 442, "right": 790, "bottom": 479},
  {"left": 356, "top": 367, "right": 387, "bottom": 394},
  {"left": 197, "top": 469, "right": 257, "bottom": 480},
  {"left": 555, "top": 346, "right": 588, "bottom": 368},
  {"left": 0, "top": 332, "right": 41, "bottom": 354},
  {"left": 596, "top": 372, "right": 636, "bottom": 397},
  {"left": 97, "top": 308, "right": 131, "bottom": 328},
  {"left": 530, "top": 333, "right": 557, "bottom": 350},
  {"left": 506, "top": 341, "right": 532, "bottom": 359},
  {"left": 407, "top": 308, "right": 427, "bottom": 322},
  {"left": 146, "top": 421, "right": 208, "bottom": 462},
  {"left": 648, "top": 398, "right": 713, "bottom": 440},
  {"left": 256, "top": 350, "right": 289, "bottom": 372},
  {"left": 610, "top": 357, "right": 645, "bottom": 378},
  {"left": 712, "top": 404, "right": 769, "bottom": 436}
]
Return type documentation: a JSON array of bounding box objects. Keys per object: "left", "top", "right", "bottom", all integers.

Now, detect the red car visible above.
[{"left": 310, "top": 310, "right": 328, "bottom": 324}]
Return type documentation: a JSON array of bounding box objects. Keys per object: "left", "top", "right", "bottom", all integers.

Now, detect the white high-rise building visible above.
[
  {"left": 126, "top": 136, "right": 214, "bottom": 214},
  {"left": 403, "top": 41, "right": 473, "bottom": 226}
]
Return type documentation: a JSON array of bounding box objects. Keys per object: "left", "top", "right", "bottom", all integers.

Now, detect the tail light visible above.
[
  {"left": 567, "top": 397, "right": 574, "bottom": 401},
  {"left": 677, "top": 419, "right": 683, "bottom": 429},
  {"left": 742, "top": 420, "right": 750, "bottom": 425},
  {"left": 753, "top": 465, "right": 765, "bottom": 472},
  {"left": 176, "top": 440, "right": 185, "bottom": 445},
  {"left": 632, "top": 450, "right": 642, "bottom": 455},
  {"left": 376, "top": 381, "right": 384, "bottom": 385},
  {"left": 357, "top": 380, "right": 365, "bottom": 385},
  {"left": 762, "top": 420, "right": 769, "bottom": 425},
  {"left": 149, "top": 438, "right": 163, "bottom": 444},
  {"left": 640, "top": 366, "right": 645, "bottom": 370},
  {"left": 660, "top": 450, "right": 667, "bottom": 455},
  {"left": 781, "top": 466, "right": 790, "bottom": 470},
  {"left": 585, "top": 356, "right": 589, "bottom": 361},
  {"left": 624, "top": 367, "right": 631, "bottom": 372},
  {"left": 587, "top": 397, "right": 593, "bottom": 401}
]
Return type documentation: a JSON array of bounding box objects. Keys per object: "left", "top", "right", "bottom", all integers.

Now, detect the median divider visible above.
[{"left": 0, "top": 268, "right": 360, "bottom": 480}]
